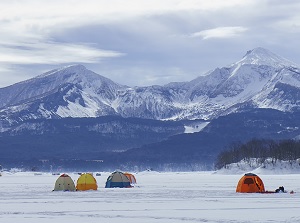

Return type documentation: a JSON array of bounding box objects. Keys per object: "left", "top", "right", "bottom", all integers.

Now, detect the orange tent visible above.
[
  {"left": 124, "top": 172, "right": 137, "bottom": 185},
  {"left": 76, "top": 173, "right": 98, "bottom": 191},
  {"left": 236, "top": 173, "right": 265, "bottom": 193}
]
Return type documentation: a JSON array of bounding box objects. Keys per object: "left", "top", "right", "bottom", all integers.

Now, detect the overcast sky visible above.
[{"left": 0, "top": 0, "right": 300, "bottom": 87}]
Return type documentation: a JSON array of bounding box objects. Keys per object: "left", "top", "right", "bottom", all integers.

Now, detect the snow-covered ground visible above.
[
  {"left": 1, "top": 171, "right": 300, "bottom": 223},
  {"left": 218, "top": 158, "right": 300, "bottom": 175}
]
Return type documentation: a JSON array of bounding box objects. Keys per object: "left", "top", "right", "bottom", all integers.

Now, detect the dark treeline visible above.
[{"left": 215, "top": 139, "right": 300, "bottom": 169}]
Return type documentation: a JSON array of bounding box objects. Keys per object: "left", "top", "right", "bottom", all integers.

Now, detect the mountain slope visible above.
[
  {"left": 0, "top": 65, "right": 127, "bottom": 127},
  {"left": 0, "top": 65, "right": 123, "bottom": 108},
  {"left": 175, "top": 48, "right": 300, "bottom": 119},
  {"left": 0, "top": 47, "right": 299, "bottom": 128},
  {"left": 0, "top": 116, "right": 184, "bottom": 163},
  {"left": 123, "top": 109, "right": 300, "bottom": 168}
]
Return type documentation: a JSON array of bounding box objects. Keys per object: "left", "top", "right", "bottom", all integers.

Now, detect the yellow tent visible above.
[{"left": 76, "top": 173, "right": 98, "bottom": 191}]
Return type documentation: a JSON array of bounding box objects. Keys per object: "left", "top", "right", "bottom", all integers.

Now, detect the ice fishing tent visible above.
[
  {"left": 236, "top": 173, "right": 265, "bottom": 193},
  {"left": 105, "top": 171, "right": 131, "bottom": 188},
  {"left": 124, "top": 172, "right": 137, "bottom": 185},
  {"left": 53, "top": 174, "right": 76, "bottom": 191},
  {"left": 76, "top": 173, "right": 98, "bottom": 191}
]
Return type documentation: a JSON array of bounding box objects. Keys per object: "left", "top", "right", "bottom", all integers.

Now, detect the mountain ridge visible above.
[{"left": 0, "top": 47, "right": 299, "bottom": 129}]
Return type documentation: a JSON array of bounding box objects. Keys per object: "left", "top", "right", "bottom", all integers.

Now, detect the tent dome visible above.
[
  {"left": 236, "top": 173, "right": 265, "bottom": 193},
  {"left": 53, "top": 174, "right": 76, "bottom": 191},
  {"left": 124, "top": 172, "right": 137, "bottom": 185},
  {"left": 76, "top": 173, "right": 98, "bottom": 191},
  {"left": 105, "top": 171, "right": 131, "bottom": 188}
]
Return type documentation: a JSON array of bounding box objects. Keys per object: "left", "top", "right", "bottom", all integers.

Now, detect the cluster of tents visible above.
[
  {"left": 42, "top": 171, "right": 296, "bottom": 193},
  {"left": 53, "top": 171, "right": 137, "bottom": 191},
  {"left": 236, "top": 173, "right": 290, "bottom": 193}
]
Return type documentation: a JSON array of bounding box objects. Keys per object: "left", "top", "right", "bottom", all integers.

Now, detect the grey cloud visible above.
[{"left": 0, "top": 1, "right": 300, "bottom": 87}]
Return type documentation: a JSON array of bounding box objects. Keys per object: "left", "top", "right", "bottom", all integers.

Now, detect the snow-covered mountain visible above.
[
  {"left": 169, "top": 47, "right": 300, "bottom": 119},
  {"left": 0, "top": 47, "right": 299, "bottom": 128},
  {"left": 0, "top": 65, "right": 127, "bottom": 127}
]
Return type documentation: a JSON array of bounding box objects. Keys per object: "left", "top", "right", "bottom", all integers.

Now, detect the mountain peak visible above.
[
  {"left": 237, "top": 47, "right": 297, "bottom": 68},
  {"left": 245, "top": 47, "right": 274, "bottom": 57},
  {"left": 37, "top": 64, "right": 87, "bottom": 79},
  {"left": 63, "top": 64, "right": 86, "bottom": 70}
]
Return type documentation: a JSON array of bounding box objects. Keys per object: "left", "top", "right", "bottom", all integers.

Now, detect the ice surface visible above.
[{"left": 1, "top": 171, "right": 300, "bottom": 223}]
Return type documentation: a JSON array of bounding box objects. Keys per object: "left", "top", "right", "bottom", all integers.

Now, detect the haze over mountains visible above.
[{"left": 0, "top": 47, "right": 299, "bottom": 171}]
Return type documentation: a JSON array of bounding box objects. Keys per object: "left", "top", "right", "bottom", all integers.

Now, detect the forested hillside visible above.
[{"left": 215, "top": 139, "right": 300, "bottom": 169}]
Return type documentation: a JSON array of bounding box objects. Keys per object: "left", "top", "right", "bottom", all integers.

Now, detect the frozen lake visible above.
[{"left": 1, "top": 171, "right": 300, "bottom": 223}]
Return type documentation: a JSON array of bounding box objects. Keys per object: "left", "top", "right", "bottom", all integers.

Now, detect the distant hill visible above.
[{"left": 122, "top": 109, "right": 300, "bottom": 170}]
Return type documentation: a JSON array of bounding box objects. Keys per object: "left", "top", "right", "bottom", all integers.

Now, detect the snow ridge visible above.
[{"left": 237, "top": 47, "right": 298, "bottom": 68}]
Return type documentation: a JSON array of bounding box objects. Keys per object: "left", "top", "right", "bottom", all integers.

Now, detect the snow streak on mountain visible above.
[{"left": 0, "top": 47, "right": 299, "bottom": 126}]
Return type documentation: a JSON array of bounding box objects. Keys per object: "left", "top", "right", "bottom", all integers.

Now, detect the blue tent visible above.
[{"left": 105, "top": 171, "right": 131, "bottom": 188}]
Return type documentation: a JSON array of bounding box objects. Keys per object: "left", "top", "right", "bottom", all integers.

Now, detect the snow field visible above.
[{"left": 0, "top": 171, "right": 300, "bottom": 223}]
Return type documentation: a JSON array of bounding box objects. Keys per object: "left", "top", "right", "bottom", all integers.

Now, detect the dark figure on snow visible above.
[{"left": 275, "top": 186, "right": 284, "bottom": 193}]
